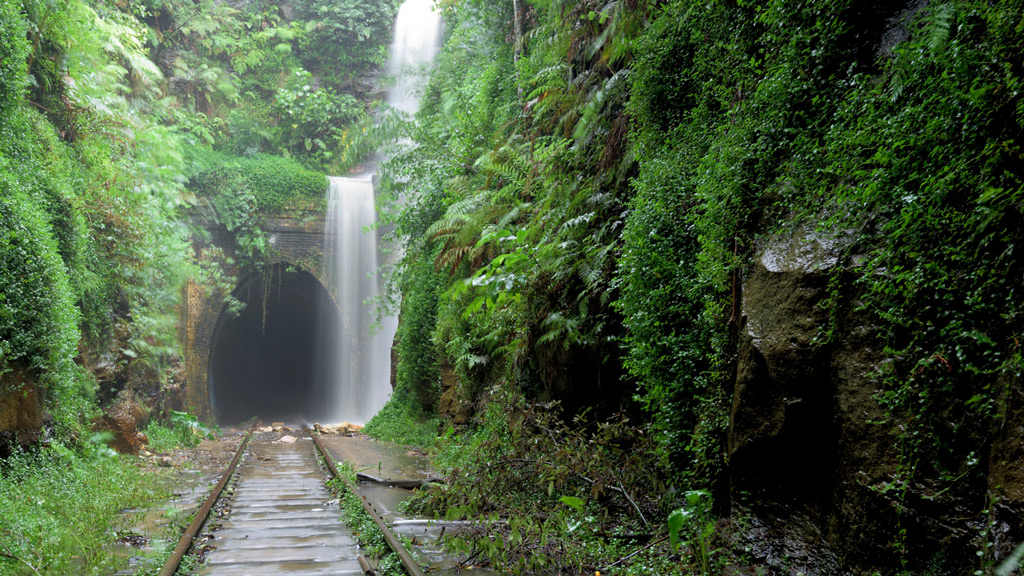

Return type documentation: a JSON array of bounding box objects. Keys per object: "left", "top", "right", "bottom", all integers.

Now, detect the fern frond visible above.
[
  {"left": 926, "top": 3, "right": 954, "bottom": 56},
  {"left": 425, "top": 217, "right": 467, "bottom": 240},
  {"left": 445, "top": 175, "right": 474, "bottom": 199}
]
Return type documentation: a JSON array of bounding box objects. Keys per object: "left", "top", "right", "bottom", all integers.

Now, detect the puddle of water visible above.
[
  {"left": 319, "top": 434, "right": 499, "bottom": 575},
  {"left": 110, "top": 435, "right": 245, "bottom": 574},
  {"left": 362, "top": 483, "right": 496, "bottom": 575}
]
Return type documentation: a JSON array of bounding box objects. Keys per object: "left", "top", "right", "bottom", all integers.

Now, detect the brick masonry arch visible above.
[{"left": 181, "top": 212, "right": 331, "bottom": 422}]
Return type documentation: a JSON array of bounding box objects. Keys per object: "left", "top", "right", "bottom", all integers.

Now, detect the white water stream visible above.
[
  {"left": 322, "top": 176, "right": 393, "bottom": 423},
  {"left": 387, "top": 0, "right": 444, "bottom": 115},
  {"left": 321, "top": 0, "right": 442, "bottom": 423}
]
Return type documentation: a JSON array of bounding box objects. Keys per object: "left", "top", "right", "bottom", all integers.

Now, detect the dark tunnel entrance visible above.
[{"left": 209, "top": 266, "right": 339, "bottom": 425}]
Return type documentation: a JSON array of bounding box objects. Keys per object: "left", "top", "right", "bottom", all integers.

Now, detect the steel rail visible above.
[
  {"left": 311, "top": 432, "right": 427, "bottom": 576},
  {"left": 157, "top": 428, "right": 253, "bottom": 576}
]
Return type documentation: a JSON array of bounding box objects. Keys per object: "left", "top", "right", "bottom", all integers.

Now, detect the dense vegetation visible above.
[
  {"left": 370, "top": 0, "right": 1024, "bottom": 574},
  {"left": 0, "top": 0, "right": 396, "bottom": 573},
  {"left": 2, "top": 0, "right": 1023, "bottom": 573}
]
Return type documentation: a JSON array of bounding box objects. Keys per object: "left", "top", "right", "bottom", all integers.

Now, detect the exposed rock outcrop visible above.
[
  {"left": 97, "top": 389, "right": 150, "bottom": 454},
  {"left": 438, "top": 362, "right": 472, "bottom": 426},
  {"left": 0, "top": 366, "right": 45, "bottom": 456},
  {"left": 730, "top": 228, "right": 844, "bottom": 502},
  {"left": 729, "top": 226, "right": 1023, "bottom": 574}
]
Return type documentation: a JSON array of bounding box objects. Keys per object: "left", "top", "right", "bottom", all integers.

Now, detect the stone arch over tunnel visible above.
[{"left": 208, "top": 265, "right": 339, "bottom": 425}]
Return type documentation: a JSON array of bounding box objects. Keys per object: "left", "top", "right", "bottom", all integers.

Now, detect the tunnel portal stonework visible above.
[{"left": 182, "top": 210, "right": 330, "bottom": 422}]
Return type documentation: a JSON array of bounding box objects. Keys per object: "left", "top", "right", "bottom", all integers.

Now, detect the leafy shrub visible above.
[
  {"left": 144, "top": 410, "right": 217, "bottom": 451},
  {"left": 189, "top": 148, "right": 328, "bottom": 212},
  {"left": 668, "top": 490, "right": 716, "bottom": 575},
  {"left": 0, "top": 0, "right": 28, "bottom": 114},
  {"left": 393, "top": 247, "right": 442, "bottom": 411},
  {"left": 0, "top": 170, "right": 79, "bottom": 379},
  {"left": 242, "top": 153, "right": 328, "bottom": 211},
  {"left": 295, "top": 0, "right": 402, "bottom": 85},
  {"left": 274, "top": 68, "right": 364, "bottom": 155},
  {"left": 363, "top": 390, "right": 441, "bottom": 450}
]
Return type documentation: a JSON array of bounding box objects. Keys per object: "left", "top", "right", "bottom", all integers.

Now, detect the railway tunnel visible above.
[{"left": 208, "top": 265, "right": 340, "bottom": 425}]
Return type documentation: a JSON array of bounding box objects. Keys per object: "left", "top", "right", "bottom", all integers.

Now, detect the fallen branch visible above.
[
  {"left": 456, "top": 548, "right": 484, "bottom": 571},
  {"left": 604, "top": 534, "right": 669, "bottom": 570},
  {"left": 616, "top": 481, "right": 649, "bottom": 527},
  {"left": 486, "top": 458, "right": 650, "bottom": 526},
  {"left": 0, "top": 551, "right": 42, "bottom": 576},
  {"left": 355, "top": 472, "right": 444, "bottom": 489}
]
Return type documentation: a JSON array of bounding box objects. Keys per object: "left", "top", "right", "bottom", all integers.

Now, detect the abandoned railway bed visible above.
[{"left": 157, "top": 428, "right": 427, "bottom": 576}]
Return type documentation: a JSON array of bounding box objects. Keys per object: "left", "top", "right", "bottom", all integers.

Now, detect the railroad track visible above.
[{"left": 158, "top": 428, "right": 425, "bottom": 576}]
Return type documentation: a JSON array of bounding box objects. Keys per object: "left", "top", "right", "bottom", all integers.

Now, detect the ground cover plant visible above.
[
  {"left": 0, "top": 443, "right": 165, "bottom": 575},
  {"left": 363, "top": 391, "right": 443, "bottom": 450},
  {"left": 323, "top": 458, "right": 408, "bottom": 576}
]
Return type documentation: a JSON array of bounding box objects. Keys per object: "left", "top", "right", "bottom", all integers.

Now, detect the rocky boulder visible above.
[
  {"left": 97, "top": 389, "right": 150, "bottom": 454},
  {"left": 729, "top": 226, "right": 846, "bottom": 501},
  {"left": 726, "top": 224, "right": 1024, "bottom": 573},
  {"left": 728, "top": 227, "right": 904, "bottom": 570}
]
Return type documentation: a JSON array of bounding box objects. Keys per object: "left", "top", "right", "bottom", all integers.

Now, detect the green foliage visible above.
[
  {"left": 189, "top": 148, "right": 327, "bottom": 212},
  {"left": 387, "top": 1, "right": 1024, "bottom": 571},
  {"left": 411, "top": 391, "right": 661, "bottom": 573},
  {"left": 273, "top": 69, "right": 364, "bottom": 156},
  {"left": 667, "top": 490, "right": 715, "bottom": 575},
  {"left": 0, "top": 445, "right": 162, "bottom": 575},
  {"left": 383, "top": 0, "right": 639, "bottom": 415},
  {"left": 0, "top": 0, "right": 197, "bottom": 441},
  {"left": 0, "top": 179, "right": 79, "bottom": 377},
  {"left": 0, "top": 117, "right": 100, "bottom": 437},
  {"left": 0, "top": 0, "right": 28, "bottom": 114},
  {"left": 144, "top": 410, "right": 217, "bottom": 451},
  {"left": 618, "top": 0, "right": 1022, "bottom": 569},
  {"left": 363, "top": 390, "right": 442, "bottom": 450},
  {"left": 393, "top": 247, "right": 443, "bottom": 410},
  {"left": 153, "top": 0, "right": 397, "bottom": 169},
  {"left": 295, "top": 0, "right": 402, "bottom": 85},
  {"left": 241, "top": 154, "right": 328, "bottom": 211},
  {"left": 326, "top": 463, "right": 406, "bottom": 576},
  {"left": 802, "top": 7, "right": 1024, "bottom": 563}
]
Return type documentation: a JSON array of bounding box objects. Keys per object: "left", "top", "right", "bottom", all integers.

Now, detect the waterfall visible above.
[
  {"left": 387, "top": 0, "right": 443, "bottom": 115},
  {"left": 322, "top": 176, "right": 393, "bottom": 424},
  {"left": 319, "top": 0, "right": 442, "bottom": 424}
]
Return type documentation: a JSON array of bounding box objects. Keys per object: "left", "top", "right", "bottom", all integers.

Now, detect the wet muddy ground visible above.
[{"left": 113, "top": 431, "right": 247, "bottom": 574}]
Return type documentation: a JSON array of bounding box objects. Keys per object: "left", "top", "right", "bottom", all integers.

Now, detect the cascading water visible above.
[
  {"left": 322, "top": 176, "right": 392, "bottom": 423},
  {"left": 319, "top": 0, "right": 442, "bottom": 424},
  {"left": 387, "top": 0, "right": 443, "bottom": 115}
]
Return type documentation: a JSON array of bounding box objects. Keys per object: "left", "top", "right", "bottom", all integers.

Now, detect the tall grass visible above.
[{"left": 0, "top": 443, "right": 162, "bottom": 575}]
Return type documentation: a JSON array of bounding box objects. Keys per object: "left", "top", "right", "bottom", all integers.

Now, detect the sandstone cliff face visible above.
[
  {"left": 0, "top": 366, "right": 45, "bottom": 457},
  {"left": 728, "top": 227, "right": 1023, "bottom": 574},
  {"left": 438, "top": 361, "right": 472, "bottom": 426}
]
